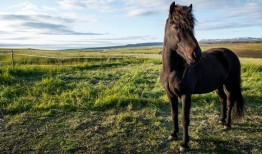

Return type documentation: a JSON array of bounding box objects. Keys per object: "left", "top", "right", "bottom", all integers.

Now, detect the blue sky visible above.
[{"left": 0, "top": 0, "right": 261, "bottom": 49}]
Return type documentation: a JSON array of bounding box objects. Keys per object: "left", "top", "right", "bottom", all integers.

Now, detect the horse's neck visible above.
[{"left": 162, "top": 48, "right": 186, "bottom": 74}]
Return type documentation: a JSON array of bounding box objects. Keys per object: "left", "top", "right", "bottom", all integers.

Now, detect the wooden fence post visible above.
[
  {"left": 0, "top": 109, "right": 3, "bottom": 119},
  {"left": 11, "top": 50, "right": 14, "bottom": 68}
]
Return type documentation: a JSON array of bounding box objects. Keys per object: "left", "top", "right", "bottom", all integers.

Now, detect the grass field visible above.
[{"left": 0, "top": 43, "right": 262, "bottom": 153}]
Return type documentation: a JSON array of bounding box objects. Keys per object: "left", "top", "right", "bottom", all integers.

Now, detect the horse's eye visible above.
[{"left": 173, "top": 25, "right": 179, "bottom": 30}]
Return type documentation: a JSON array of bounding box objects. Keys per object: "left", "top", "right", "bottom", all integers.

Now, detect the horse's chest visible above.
[{"left": 168, "top": 72, "right": 193, "bottom": 96}]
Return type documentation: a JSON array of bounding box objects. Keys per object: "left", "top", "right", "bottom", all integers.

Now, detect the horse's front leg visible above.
[
  {"left": 180, "top": 94, "right": 191, "bottom": 152},
  {"left": 167, "top": 94, "right": 179, "bottom": 141}
]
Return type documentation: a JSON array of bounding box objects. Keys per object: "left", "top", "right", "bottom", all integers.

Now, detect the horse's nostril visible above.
[
  {"left": 191, "top": 52, "right": 197, "bottom": 60},
  {"left": 192, "top": 52, "right": 197, "bottom": 59}
]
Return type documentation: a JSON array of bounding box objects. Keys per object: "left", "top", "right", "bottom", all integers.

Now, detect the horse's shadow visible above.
[
  {"left": 156, "top": 96, "right": 262, "bottom": 153},
  {"left": 191, "top": 138, "right": 242, "bottom": 153},
  {"left": 158, "top": 134, "right": 258, "bottom": 153}
]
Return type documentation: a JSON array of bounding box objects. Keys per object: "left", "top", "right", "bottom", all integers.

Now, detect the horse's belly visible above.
[
  {"left": 193, "top": 77, "right": 225, "bottom": 94},
  {"left": 193, "top": 85, "right": 218, "bottom": 94}
]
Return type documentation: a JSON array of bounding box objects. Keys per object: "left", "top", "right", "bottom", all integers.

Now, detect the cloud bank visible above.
[{"left": 0, "top": 0, "right": 261, "bottom": 49}]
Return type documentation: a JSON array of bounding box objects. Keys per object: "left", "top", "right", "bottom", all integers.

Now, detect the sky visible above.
[{"left": 0, "top": 0, "right": 261, "bottom": 49}]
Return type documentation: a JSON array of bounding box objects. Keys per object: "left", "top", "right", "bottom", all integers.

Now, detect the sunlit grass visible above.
[
  {"left": 240, "top": 57, "right": 262, "bottom": 65},
  {"left": 0, "top": 44, "right": 261, "bottom": 153}
]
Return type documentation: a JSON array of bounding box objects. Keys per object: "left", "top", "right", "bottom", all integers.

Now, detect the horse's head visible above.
[{"left": 164, "top": 2, "right": 201, "bottom": 65}]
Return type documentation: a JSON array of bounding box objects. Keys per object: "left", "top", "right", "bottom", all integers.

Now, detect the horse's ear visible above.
[
  {"left": 169, "top": 2, "right": 176, "bottom": 16},
  {"left": 187, "top": 4, "right": 192, "bottom": 13}
]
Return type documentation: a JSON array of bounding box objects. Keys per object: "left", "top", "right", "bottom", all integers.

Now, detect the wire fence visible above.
[{"left": 0, "top": 50, "right": 134, "bottom": 67}]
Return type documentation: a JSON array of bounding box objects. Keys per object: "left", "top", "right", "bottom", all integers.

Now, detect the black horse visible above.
[{"left": 160, "top": 2, "right": 244, "bottom": 152}]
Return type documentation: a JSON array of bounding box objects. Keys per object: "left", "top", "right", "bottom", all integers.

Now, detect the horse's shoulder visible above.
[
  {"left": 202, "top": 48, "right": 228, "bottom": 59},
  {"left": 204, "top": 48, "right": 235, "bottom": 56}
]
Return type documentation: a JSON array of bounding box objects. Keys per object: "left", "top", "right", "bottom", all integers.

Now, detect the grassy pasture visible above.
[
  {"left": 0, "top": 43, "right": 262, "bottom": 153},
  {"left": 201, "top": 43, "right": 262, "bottom": 58}
]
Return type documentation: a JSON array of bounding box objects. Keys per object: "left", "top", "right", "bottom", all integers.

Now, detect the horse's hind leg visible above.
[
  {"left": 216, "top": 86, "right": 227, "bottom": 125},
  {"left": 225, "top": 91, "right": 235, "bottom": 128},
  {"left": 224, "top": 66, "right": 242, "bottom": 128},
  {"left": 225, "top": 80, "right": 237, "bottom": 128}
]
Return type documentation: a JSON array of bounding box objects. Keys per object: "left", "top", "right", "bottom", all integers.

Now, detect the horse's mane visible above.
[{"left": 169, "top": 5, "right": 195, "bottom": 32}]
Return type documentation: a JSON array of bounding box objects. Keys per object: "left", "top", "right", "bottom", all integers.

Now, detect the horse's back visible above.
[
  {"left": 205, "top": 48, "right": 239, "bottom": 62},
  {"left": 204, "top": 48, "right": 240, "bottom": 71}
]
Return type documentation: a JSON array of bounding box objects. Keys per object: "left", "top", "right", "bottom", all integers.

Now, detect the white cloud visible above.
[
  {"left": 0, "top": 13, "right": 73, "bottom": 23},
  {"left": 1, "top": 0, "right": 261, "bottom": 49},
  {"left": 93, "top": 35, "right": 151, "bottom": 41},
  {"left": 57, "top": 0, "right": 116, "bottom": 12},
  {"left": 0, "top": 13, "right": 103, "bottom": 35},
  {"left": 61, "top": 12, "right": 98, "bottom": 23},
  {"left": 9, "top": 1, "right": 38, "bottom": 14},
  {"left": 124, "top": 0, "right": 171, "bottom": 16},
  {"left": 0, "top": 0, "right": 100, "bottom": 36},
  {"left": 42, "top": 6, "right": 57, "bottom": 12},
  {"left": 196, "top": 0, "right": 262, "bottom": 30}
]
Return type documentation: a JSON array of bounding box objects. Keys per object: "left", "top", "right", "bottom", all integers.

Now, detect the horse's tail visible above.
[
  {"left": 232, "top": 59, "right": 244, "bottom": 119},
  {"left": 233, "top": 87, "right": 244, "bottom": 119},
  {"left": 225, "top": 49, "right": 244, "bottom": 119}
]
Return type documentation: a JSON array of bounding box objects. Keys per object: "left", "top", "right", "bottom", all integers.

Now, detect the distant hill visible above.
[
  {"left": 75, "top": 37, "right": 262, "bottom": 50},
  {"left": 199, "top": 37, "right": 262, "bottom": 44},
  {"left": 80, "top": 42, "right": 163, "bottom": 50}
]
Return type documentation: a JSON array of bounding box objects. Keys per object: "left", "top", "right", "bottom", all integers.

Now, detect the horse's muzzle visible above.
[{"left": 189, "top": 49, "right": 201, "bottom": 64}]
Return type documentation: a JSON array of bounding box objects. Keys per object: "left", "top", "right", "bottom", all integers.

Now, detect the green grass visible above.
[{"left": 0, "top": 43, "right": 262, "bottom": 153}]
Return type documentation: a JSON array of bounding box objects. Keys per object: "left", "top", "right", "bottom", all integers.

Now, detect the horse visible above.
[{"left": 160, "top": 2, "right": 244, "bottom": 152}]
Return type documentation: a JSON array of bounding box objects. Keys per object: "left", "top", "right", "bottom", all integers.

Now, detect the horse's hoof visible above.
[
  {"left": 179, "top": 146, "right": 190, "bottom": 153},
  {"left": 223, "top": 125, "right": 231, "bottom": 129},
  {"left": 168, "top": 135, "right": 179, "bottom": 141},
  {"left": 219, "top": 120, "right": 226, "bottom": 125}
]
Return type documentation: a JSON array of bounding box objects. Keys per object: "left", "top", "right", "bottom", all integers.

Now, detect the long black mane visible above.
[{"left": 169, "top": 4, "right": 196, "bottom": 32}]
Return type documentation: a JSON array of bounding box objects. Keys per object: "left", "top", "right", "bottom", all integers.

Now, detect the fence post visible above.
[
  {"left": 11, "top": 50, "right": 14, "bottom": 68},
  {"left": 0, "top": 109, "right": 3, "bottom": 119}
]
